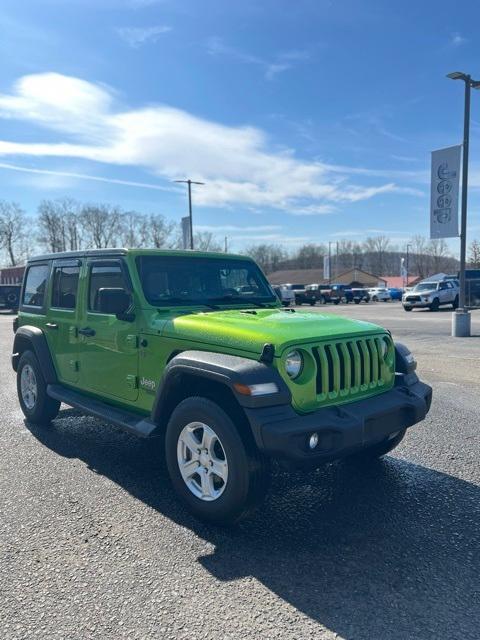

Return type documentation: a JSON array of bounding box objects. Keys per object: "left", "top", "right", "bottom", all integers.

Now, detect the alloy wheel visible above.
[
  {"left": 177, "top": 422, "right": 229, "bottom": 501},
  {"left": 20, "top": 364, "right": 37, "bottom": 410}
]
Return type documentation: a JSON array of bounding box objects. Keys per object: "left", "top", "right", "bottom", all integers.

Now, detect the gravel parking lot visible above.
[{"left": 1, "top": 304, "right": 479, "bottom": 640}]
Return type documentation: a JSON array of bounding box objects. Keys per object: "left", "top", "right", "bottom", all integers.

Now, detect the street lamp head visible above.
[{"left": 447, "top": 71, "right": 468, "bottom": 81}]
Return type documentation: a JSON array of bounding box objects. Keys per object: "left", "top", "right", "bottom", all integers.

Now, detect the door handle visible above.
[
  {"left": 78, "top": 327, "right": 96, "bottom": 337},
  {"left": 45, "top": 322, "right": 58, "bottom": 330}
]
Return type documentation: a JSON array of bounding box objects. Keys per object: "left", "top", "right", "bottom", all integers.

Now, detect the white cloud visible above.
[
  {"left": 116, "top": 25, "right": 171, "bottom": 48},
  {"left": 0, "top": 73, "right": 418, "bottom": 213},
  {"left": 0, "top": 161, "right": 174, "bottom": 192},
  {"left": 450, "top": 32, "right": 467, "bottom": 47},
  {"left": 197, "top": 224, "right": 282, "bottom": 233},
  {"left": 206, "top": 37, "right": 310, "bottom": 80}
]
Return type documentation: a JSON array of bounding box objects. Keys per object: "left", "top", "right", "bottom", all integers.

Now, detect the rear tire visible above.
[
  {"left": 346, "top": 430, "right": 406, "bottom": 463},
  {"left": 165, "top": 397, "right": 269, "bottom": 525},
  {"left": 17, "top": 350, "right": 60, "bottom": 425},
  {"left": 354, "top": 299, "right": 360, "bottom": 304},
  {"left": 452, "top": 295, "right": 459, "bottom": 310}
]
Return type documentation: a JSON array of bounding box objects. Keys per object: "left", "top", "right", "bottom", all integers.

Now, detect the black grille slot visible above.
[
  {"left": 347, "top": 342, "right": 356, "bottom": 387},
  {"left": 325, "top": 345, "right": 335, "bottom": 393},
  {"left": 336, "top": 343, "right": 346, "bottom": 389},
  {"left": 312, "top": 348, "right": 323, "bottom": 395},
  {"left": 357, "top": 341, "right": 365, "bottom": 385},
  {"left": 366, "top": 340, "right": 375, "bottom": 383}
]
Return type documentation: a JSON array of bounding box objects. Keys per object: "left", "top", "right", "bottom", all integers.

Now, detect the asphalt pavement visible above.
[{"left": 1, "top": 304, "right": 479, "bottom": 640}]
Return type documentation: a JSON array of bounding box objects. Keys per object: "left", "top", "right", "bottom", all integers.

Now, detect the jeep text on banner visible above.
[{"left": 430, "top": 144, "right": 461, "bottom": 239}]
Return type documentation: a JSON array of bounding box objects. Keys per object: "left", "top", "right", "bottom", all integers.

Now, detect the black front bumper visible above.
[{"left": 244, "top": 374, "right": 432, "bottom": 465}]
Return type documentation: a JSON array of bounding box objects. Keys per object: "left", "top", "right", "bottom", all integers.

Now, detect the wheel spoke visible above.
[
  {"left": 210, "top": 459, "right": 228, "bottom": 482},
  {"left": 181, "top": 429, "right": 201, "bottom": 456},
  {"left": 200, "top": 468, "right": 214, "bottom": 498},
  {"left": 201, "top": 426, "right": 215, "bottom": 453},
  {"left": 180, "top": 458, "right": 200, "bottom": 480}
]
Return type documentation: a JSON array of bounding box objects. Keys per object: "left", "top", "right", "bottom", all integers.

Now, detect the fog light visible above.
[{"left": 308, "top": 433, "right": 319, "bottom": 450}]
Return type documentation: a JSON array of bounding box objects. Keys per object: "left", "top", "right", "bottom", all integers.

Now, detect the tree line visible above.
[
  {"left": 245, "top": 236, "right": 466, "bottom": 278},
  {"left": 0, "top": 197, "right": 479, "bottom": 277},
  {"left": 0, "top": 198, "right": 222, "bottom": 266}
]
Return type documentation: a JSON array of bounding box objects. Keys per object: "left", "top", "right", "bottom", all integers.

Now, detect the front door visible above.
[
  {"left": 78, "top": 259, "right": 139, "bottom": 403},
  {"left": 45, "top": 260, "right": 81, "bottom": 384}
]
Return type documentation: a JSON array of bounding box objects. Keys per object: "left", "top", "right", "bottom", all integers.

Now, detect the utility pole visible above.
[
  {"left": 406, "top": 243, "right": 412, "bottom": 287},
  {"left": 224, "top": 236, "right": 228, "bottom": 253},
  {"left": 447, "top": 71, "right": 480, "bottom": 336},
  {"left": 174, "top": 179, "right": 205, "bottom": 250}
]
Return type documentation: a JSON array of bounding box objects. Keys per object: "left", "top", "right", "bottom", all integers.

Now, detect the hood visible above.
[{"left": 162, "top": 308, "right": 387, "bottom": 356}]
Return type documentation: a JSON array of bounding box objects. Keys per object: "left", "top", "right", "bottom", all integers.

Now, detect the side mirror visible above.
[{"left": 98, "top": 288, "right": 132, "bottom": 317}]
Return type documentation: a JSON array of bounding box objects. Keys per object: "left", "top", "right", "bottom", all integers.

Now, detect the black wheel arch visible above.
[
  {"left": 12, "top": 325, "right": 58, "bottom": 384},
  {"left": 150, "top": 350, "right": 291, "bottom": 444}
]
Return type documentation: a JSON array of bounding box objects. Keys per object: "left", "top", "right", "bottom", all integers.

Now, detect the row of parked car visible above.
[{"left": 274, "top": 283, "right": 403, "bottom": 306}]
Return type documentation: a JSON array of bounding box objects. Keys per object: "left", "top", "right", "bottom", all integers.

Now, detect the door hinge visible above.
[
  {"left": 126, "top": 374, "right": 138, "bottom": 389},
  {"left": 69, "top": 359, "right": 79, "bottom": 371},
  {"left": 126, "top": 334, "right": 139, "bottom": 348}
]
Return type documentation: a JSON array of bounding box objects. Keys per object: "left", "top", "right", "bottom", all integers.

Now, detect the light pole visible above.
[
  {"left": 174, "top": 179, "right": 205, "bottom": 250},
  {"left": 447, "top": 71, "right": 480, "bottom": 335},
  {"left": 406, "top": 243, "right": 412, "bottom": 286}
]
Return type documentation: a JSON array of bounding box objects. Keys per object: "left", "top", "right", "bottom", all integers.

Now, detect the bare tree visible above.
[
  {"left": 363, "top": 235, "right": 391, "bottom": 275},
  {"left": 121, "top": 211, "right": 150, "bottom": 248},
  {"left": 469, "top": 239, "right": 480, "bottom": 268},
  {"left": 0, "top": 201, "right": 27, "bottom": 265},
  {"left": 245, "top": 244, "right": 288, "bottom": 273},
  {"left": 80, "top": 204, "right": 123, "bottom": 248},
  {"left": 410, "top": 235, "right": 429, "bottom": 279},
  {"left": 426, "top": 239, "right": 450, "bottom": 273},
  {"left": 193, "top": 231, "right": 222, "bottom": 252},
  {"left": 149, "top": 214, "right": 178, "bottom": 248},
  {"left": 37, "top": 198, "right": 82, "bottom": 252}
]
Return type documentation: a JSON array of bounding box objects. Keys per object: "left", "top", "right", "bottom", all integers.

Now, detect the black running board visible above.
[{"left": 47, "top": 384, "right": 157, "bottom": 438}]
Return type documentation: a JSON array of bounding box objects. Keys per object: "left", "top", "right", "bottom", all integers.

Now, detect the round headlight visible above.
[{"left": 285, "top": 350, "right": 303, "bottom": 379}]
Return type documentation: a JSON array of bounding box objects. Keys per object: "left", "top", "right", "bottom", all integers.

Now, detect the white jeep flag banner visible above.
[
  {"left": 323, "top": 254, "right": 330, "bottom": 280},
  {"left": 430, "top": 145, "right": 461, "bottom": 239}
]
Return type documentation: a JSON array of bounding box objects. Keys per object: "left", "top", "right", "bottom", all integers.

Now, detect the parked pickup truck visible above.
[
  {"left": 274, "top": 286, "right": 296, "bottom": 307},
  {"left": 12, "top": 248, "right": 432, "bottom": 524},
  {"left": 0, "top": 284, "right": 21, "bottom": 312},
  {"left": 303, "top": 284, "right": 330, "bottom": 305},
  {"left": 351, "top": 288, "right": 371, "bottom": 304}
]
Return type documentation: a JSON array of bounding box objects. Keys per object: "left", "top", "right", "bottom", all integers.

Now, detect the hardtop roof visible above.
[{"left": 26, "top": 248, "right": 250, "bottom": 263}]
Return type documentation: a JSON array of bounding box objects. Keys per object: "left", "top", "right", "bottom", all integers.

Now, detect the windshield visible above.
[
  {"left": 136, "top": 255, "right": 277, "bottom": 307},
  {"left": 414, "top": 283, "right": 438, "bottom": 292}
]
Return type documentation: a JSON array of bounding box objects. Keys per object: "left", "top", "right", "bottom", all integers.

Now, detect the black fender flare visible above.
[
  {"left": 12, "top": 325, "right": 58, "bottom": 383},
  {"left": 151, "top": 350, "right": 291, "bottom": 425}
]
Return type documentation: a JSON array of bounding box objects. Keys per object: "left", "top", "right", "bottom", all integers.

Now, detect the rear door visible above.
[
  {"left": 77, "top": 259, "right": 139, "bottom": 402},
  {"left": 46, "top": 260, "right": 81, "bottom": 384}
]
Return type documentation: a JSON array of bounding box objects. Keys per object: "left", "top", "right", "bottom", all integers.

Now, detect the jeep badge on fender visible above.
[{"left": 12, "top": 249, "right": 432, "bottom": 525}]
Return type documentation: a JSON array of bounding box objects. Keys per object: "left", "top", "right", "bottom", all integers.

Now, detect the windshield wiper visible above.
[
  {"left": 154, "top": 297, "right": 220, "bottom": 310},
  {"left": 208, "top": 295, "right": 274, "bottom": 309}
]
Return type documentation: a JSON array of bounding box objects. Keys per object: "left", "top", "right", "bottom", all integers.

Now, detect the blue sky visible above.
[{"left": 0, "top": 0, "right": 479, "bottom": 254}]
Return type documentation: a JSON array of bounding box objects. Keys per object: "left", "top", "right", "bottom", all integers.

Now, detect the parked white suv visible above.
[
  {"left": 402, "top": 280, "right": 459, "bottom": 312},
  {"left": 274, "top": 285, "right": 296, "bottom": 306},
  {"left": 368, "top": 287, "right": 391, "bottom": 302}
]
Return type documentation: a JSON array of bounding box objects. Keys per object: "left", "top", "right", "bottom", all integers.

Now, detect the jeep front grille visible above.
[{"left": 311, "top": 336, "right": 392, "bottom": 400}]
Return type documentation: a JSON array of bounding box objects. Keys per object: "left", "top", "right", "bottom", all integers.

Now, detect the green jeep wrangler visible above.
[{"left": 12, "top": 249, "right": 432, "bottom": 524}]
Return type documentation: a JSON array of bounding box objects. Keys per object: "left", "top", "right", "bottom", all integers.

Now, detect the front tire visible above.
[
  {"left": 165, "top": 397, "right": 269, "bottom": 525},
  {"left": 429, "top": 298, "right": 440, "bottom": 312},
  {"left": 17, "top": 351, "right": 60, "bottom": 425},
  {"left": 403, "top": 305, "right": 412, "bottom": 312}
]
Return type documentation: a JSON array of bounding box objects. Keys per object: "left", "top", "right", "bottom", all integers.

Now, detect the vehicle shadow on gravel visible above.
[{"left": 27, "top": 410, "right": 480, "bottom": 640}]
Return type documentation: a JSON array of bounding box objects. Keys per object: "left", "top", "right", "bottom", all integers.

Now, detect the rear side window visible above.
[
  {"left": 51, "top": 266, "right": 80, "bottom": 310},
  {"left": 88, "top": 263, "right": 128, "bottom": 312},
  {"left": 23, "top": 264, "right": 49, "bottom": 308}
]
